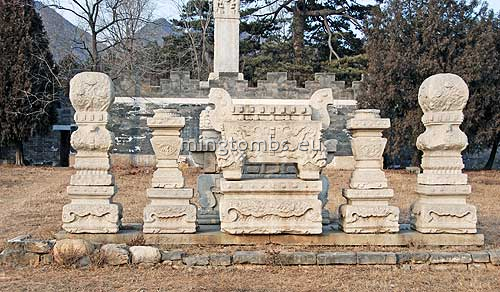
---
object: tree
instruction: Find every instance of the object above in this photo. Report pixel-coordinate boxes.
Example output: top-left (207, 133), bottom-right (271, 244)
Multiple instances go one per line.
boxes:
top-left (0, 0), bottom-right (60, 165)
top-left (45, 0), bottom-right (127, 71)
top-left (242, 0), bottom-right (375, 64)
top-left (361, 0), bottom-right (500, 168)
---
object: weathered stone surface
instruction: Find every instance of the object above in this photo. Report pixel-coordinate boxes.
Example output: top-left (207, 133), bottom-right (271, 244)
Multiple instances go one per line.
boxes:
top-left (63, 72), bottom-right (122, 234)
top-left (357, 252), bottom-right (397, 265)
top-left (411, 73), bottom-right (478, 234)
top-left (429, 264), bottom-right (468, 271)
top-left (233, 251), bottom-right (268, 265)
top-left (470, 251), bottom-right (490, 263)
top-left (161, 250), bottom-right (185, 261)
top-left (183, 255), bottom-right (209, 266)
top-left (340, 110), bottom-right (400, 233)
top-left (101, 244), bottom-right (129, 265)
top-left (487, 250), bottom-right (500, 265)
top-left (429, 252), bottom-right (472, 264)
top-left (7, 236), bottom-right (54, 254)
top-left (317, 252), bottom-right (357, 265)
top-left (396, 252), bottom-right (430, 264)
top-left (209, 254), bottom-right (232, 266)
top-left (143, 109), bottom-right (197, 234)
top-left (53, 239), bottom-right (95, 265)
top-left (468, 263), bottom-right (488, 270)
top-left (0, 249), bottom-right (40, 266)
top-left (40, 254), bottom-right (53, 265)
top-left (277, 252), bottom-right (316, 265)
top-left (129, 246), bottom-right (161, 264)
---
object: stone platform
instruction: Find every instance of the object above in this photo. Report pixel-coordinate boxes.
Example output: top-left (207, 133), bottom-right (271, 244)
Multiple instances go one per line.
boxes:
top-left (55, 224), bottom-right (484, 247)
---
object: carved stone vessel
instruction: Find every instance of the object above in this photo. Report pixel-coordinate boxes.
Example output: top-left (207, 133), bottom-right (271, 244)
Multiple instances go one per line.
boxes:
top-left (339, 110), bottom-right (400, 233)
top-left (209, 88), bottom-right (334, 234)
top-left (410, 73), bottom-right (477, 233)
top-left (62, 72), bottom-right (122, 233)
top-left (143, 109), bottom-right (197, 233)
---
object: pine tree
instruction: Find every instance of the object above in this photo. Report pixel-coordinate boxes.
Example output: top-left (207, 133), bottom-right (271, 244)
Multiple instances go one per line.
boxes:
top-left (0, 0), bottom-right (59, 165)
top-left (361, 0), bottom-right (500, 168)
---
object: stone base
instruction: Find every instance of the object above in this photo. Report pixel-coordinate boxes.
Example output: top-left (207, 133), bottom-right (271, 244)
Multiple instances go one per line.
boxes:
top-left (410, 203), bottom-right (477, 234)
top-left (219, 179), bottom-right (323, 234)
top-left (197, 212), bottom-right (220, 225)
top-left (208, 72), bottom-right (244, 80)
top-left (62, 203), bottom-right (122, 234)
top-left (55, 224), bottom-right (485, 246)
top-left (339, 205), bottom-right (400, 233)
top-left (143, 204), bottom-right (197, 234)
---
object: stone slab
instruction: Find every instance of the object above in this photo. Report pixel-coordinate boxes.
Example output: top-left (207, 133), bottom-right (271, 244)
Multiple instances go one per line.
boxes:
top-left (55, 224), bottom-right (484, 246)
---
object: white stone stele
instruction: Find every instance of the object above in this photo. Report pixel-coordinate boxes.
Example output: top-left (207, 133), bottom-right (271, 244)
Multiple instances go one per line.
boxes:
top-left (219, 179), bottom-right (323, 234)
top-left (143, 109), bottom-right (197, 234)
top-left (211, 0), bottom-right (241, 78)
top-left (410, 73), bottom-right (477, 234)
top-left (62, 72), bottom-right (122, 234)
top-left (340, 109), bottom-right (400, 233)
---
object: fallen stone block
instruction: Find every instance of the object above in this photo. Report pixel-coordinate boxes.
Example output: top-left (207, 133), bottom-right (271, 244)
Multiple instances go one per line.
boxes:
top-left (209, 254), bottom-right (231, 266)
top-left (233, 251), bottom-right (268, 265)
top-left (277, 252), bottom-right (316, 265)
top-left (357, 252), bottom-right (397, 265)
top-left (317, 252), bottom-right (356, 265)
top-left (0, 249), bottom-right (40, 267)
top-left (129, 246), bottom-right (161, 264)
top-left (429, 252), bottom-right (472, 264)
top-left (101, 244), bottom-right (129, 266)
top-left (53, 239), bottom-right (95, 265)
top-left (8, 236), bottom-right (54, 254)
top-left (183, 255), bottom-right (209, 266)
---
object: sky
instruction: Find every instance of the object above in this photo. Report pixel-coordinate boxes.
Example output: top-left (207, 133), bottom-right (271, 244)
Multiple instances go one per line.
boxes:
top-left (56, 0), bottom-right (500, 26)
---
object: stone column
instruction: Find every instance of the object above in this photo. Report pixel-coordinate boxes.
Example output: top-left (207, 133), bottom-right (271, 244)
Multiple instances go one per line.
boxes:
top-left (410, 73), bottom-right (477, 233)
top-left (143, 109), bottom-right (197, 233)
top-left (62, 72), bottom-right (122, 233)
top-left (340, 110), bottom-right (399, 233)
top-left (209, 0), bottom-right (243, 80)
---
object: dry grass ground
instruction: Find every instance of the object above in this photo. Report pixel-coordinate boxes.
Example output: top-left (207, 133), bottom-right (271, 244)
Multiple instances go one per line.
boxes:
top-left (0, 165), bottom-right (499, 291)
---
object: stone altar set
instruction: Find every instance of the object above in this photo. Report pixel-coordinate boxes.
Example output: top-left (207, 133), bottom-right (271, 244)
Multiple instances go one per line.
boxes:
top-left (62, 72), bottom-right (479, 241)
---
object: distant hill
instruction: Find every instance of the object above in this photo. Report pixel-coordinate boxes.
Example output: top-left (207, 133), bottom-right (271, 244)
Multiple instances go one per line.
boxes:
top-left (137, 18), bottom-right (178, 46)
top-left (34, 2), bottom-right (91, 62)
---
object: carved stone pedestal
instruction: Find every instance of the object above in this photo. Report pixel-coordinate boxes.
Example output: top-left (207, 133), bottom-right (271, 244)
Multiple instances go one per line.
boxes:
top-left (219, 179), bottom-right (323, 234)
top-left (143, 109), bottom-right (197, 234)
top-left (340, 110), bottom-right (399, 233)
top-left (410, 74), bottom-right (477, 233)
top-left (62, 72), bottom-right (122, 234)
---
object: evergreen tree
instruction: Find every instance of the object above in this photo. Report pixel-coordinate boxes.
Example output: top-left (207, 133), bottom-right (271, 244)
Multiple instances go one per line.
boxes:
top-left (361, 0), bottom-right (500, 168)
top-left (0, 0), bottom-right (59, 165)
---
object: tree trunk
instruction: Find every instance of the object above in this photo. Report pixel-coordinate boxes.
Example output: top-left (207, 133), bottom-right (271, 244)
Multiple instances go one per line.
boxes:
top-left (91, 32), bottom-right (99, 71)
top-left (15, 141), bottom-right (25, 166)
top-left (292, 0), bottom-right (306, 64)
top-left (484, 132), bottom-right (499, 170)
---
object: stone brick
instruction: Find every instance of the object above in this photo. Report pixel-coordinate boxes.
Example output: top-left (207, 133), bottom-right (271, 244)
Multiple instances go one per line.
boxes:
top-left (357, 252), bottom-right (397, 265)
top-left (317, 252), bottom-right (356, 265)
top-left (429, 252), bottom-right (472, 264)
top-left (277, 252), bottom-right (316, 265)
top-left (396, 252), bottom-right (430, 264)
top-left (101, 244), bottom-right (129, 266)
top-left (209, 254), bottom-right (231, 266)
top-left (488, 250), bottom-right (500, 265)
top-left (183, 255), bottom-right (209, 266)
top-left (233, 251), bottom-right (268, 265)
top-left (8, 236), bottom-right (54, 254)
top-left (161, 250), bottom-right (185, 262)
top-left (470, 251), bottom-right (490, 263)
top-left (53, 239), bottom-right (95, 265)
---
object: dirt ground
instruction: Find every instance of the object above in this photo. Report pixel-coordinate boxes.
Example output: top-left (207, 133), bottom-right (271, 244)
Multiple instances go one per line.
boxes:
top-left (0, 165), bottom-right (499, 291)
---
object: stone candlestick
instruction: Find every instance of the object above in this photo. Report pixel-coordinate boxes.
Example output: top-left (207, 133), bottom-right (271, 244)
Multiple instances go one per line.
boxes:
top-left (143, 109), bottom-right (197, 233)
top-left (340, 110), bottom-right (400, 233)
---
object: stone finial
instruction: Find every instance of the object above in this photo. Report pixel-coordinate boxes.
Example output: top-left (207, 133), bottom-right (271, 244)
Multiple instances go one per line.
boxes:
top-left (411, 73), bottom-right (477, 234)
top-left (340, 109), bottom-right (400, 233)
top-left (62, 72), bottom-right (122, 234)
top-left (213, 0), bottom-right (240, 18)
